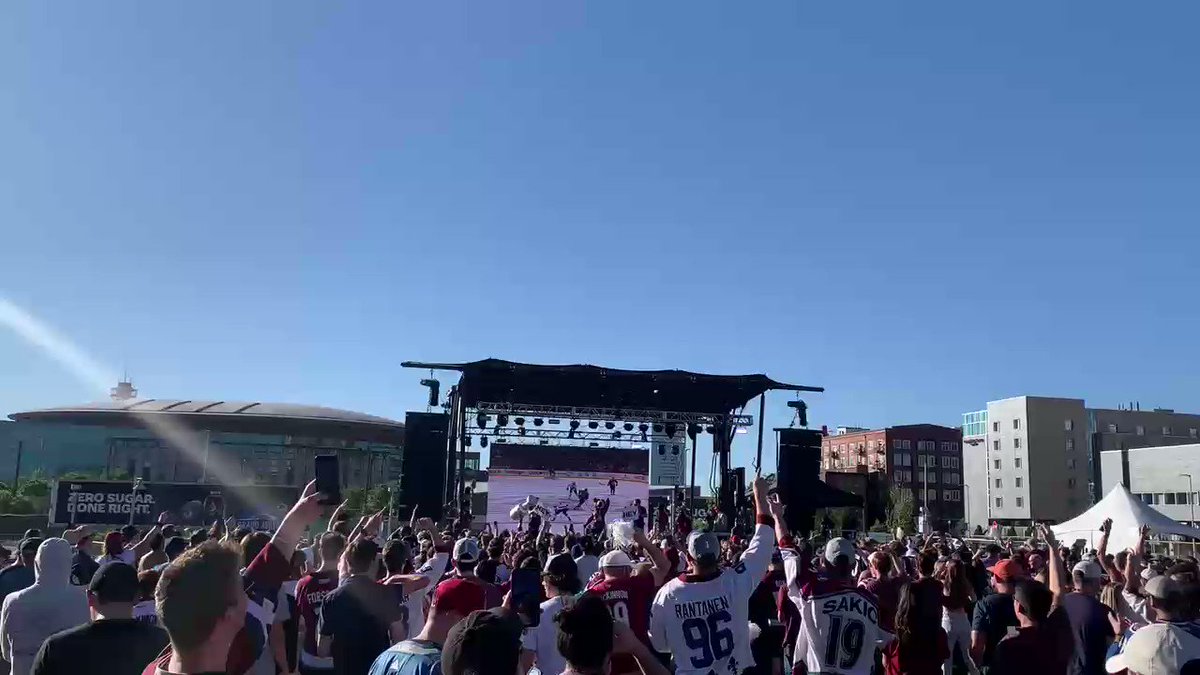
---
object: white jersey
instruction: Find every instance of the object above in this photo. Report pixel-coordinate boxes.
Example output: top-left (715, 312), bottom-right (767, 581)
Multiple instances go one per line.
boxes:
top-left (649, 523), bottom-right (775, 675)
top-left (406, 551), bottom-right (448, 638)
top-left (781, 548), bottom-right (891, 675)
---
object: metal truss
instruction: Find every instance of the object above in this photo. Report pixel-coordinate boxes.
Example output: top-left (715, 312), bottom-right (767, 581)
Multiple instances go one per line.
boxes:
top-left (472, 402), bottom-right (753, 427)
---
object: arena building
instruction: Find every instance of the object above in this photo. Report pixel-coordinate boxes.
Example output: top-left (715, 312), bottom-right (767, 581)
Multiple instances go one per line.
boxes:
top-left (1, 380), bottom-right (404, 490)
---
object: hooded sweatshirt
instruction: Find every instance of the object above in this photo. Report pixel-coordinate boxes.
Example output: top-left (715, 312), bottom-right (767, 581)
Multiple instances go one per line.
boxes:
top-left (0, 539), bottom-right (89, 675)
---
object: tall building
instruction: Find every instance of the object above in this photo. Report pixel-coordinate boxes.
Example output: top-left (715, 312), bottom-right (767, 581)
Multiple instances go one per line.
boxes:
top-left (1099, 443), bottom-right (1200, 526)
top-left (961, 396), bottom-right (1200, 528)
top-left (819, 424), bottom-right (964, 523)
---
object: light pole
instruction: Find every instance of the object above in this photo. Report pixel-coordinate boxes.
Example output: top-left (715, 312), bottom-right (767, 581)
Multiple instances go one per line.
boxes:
top-left (1182, 473), bottom-right (1196, 555)
top-left (129, 477), bottom-right (147, 527)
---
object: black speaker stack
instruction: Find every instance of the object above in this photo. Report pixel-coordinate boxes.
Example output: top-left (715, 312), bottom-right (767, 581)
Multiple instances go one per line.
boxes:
top-left (776, 428), bottom-right (823, 535)
top-left (401, 412), bottom-right (450, 522)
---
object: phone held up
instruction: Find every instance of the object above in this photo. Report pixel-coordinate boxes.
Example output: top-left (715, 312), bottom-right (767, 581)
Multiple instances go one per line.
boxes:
top-left (510, 567), bottom-right (542, 628)
top-left (313, 454), bottom-right (342, 506)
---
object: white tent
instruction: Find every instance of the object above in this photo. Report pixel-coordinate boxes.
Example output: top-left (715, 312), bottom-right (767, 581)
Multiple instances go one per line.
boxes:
top-left (1051, 484), bottom-right (1200, 553)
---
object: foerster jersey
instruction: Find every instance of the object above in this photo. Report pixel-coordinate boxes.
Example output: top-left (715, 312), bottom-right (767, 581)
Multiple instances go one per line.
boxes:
top-left (649, 523), bottom-right (775, 675)
top-left (780, 548), bottom-right (891, 675)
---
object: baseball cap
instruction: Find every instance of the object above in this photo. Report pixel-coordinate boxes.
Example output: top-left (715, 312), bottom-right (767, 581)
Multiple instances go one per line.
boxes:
top-left (687, 531), bottom-right (719, 561)
top-left (599, 550), bottom-right (633, 568)
top-left (1105, 622), bottom-right (1200, 674)
top-left (432, 578), bottom-right (487, 617)
top-left (1072, 560), bottom-right (1104, 581)
top-left (452, 537), bottom-right (481, 564)
top-left (1144, 574), bottom-right (1180, 600)
top-left (544, 552), bottom-right (578, 579)
top-left (441, 609), bottom-right (523, 675)
top-left (88, 562), bottom-right (139, 603)
top-left (992, 559), bottom-right (1025, 582)
top-left (19, 537), bottom-right (43, 554)
top-left (824, 537), bottom-right (855, 566)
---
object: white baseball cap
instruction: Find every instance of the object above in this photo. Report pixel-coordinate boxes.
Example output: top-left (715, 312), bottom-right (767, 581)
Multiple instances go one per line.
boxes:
top-left (824, 537), bottom-right (856, 565)
top-left (687, 531), bottom-right (720, 561)
top-left (599, 550), bottom-right (633, 568)
top-left (452, 537), bottom-right (480, 564)
top-left (1072, 560), bottom-right (1104, 581)
top-left (1105, 622), bottom-right (1200, 674)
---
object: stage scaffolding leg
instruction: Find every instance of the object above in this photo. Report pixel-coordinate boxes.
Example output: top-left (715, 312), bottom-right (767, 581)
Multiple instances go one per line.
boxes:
top-left (755, 393), bottom-right (766, 476)
top-left (689, 436), bottom-right (698, 514)
top-left (443, 386), bottom-right (460, 521)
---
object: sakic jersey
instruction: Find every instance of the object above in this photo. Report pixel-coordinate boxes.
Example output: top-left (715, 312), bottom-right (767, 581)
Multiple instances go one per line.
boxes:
top-left (780, 549), bottom-right (891, 675)
top-left (649, 523), bottom-right (776, 675)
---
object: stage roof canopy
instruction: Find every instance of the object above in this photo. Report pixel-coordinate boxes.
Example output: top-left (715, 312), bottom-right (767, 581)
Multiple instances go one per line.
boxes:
top-left (402, 358), bottom-right (822, 413)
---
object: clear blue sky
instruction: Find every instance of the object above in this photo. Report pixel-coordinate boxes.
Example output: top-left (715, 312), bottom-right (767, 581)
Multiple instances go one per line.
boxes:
top-left (3, 2), bottom-right (1199, 483)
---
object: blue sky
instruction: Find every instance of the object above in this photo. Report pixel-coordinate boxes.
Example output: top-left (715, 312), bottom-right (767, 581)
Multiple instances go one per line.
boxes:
top-left (3, 2), bottom-right (1199, 481)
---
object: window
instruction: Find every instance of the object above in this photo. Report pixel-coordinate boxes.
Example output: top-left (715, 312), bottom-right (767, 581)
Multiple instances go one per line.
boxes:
top-left (941, 456), bottom-right (951, 468)
top-left (893, 439), bottom-right (902, 450)
top-left (1166, 493), bottom-right (1178, 505)
top-left (1065, 419), bottom-right (1074, 431)
top-left (993, 421), bottom-right (1000, 432)
top-left (1066, 438), bottom-right (1074, 451)
top-left (994, 459), bottom-right (1002, 470)
top-left (1178, 492), bottom-right (1190, 504)
top-left (1014, 438), bottom-right (1021, 449)
top-left (902, 440), bottom-right (912, 450)
top-left (945, 472), bottom-right (960, 485)
top-left (940, 441), bottom-right (951, 452)
top-left (1015, 457), bottom-right (1022, 468)
top-left (951, 457), bottom-right (959, 469)
top-left (1068, 478), bottom-right (1077, 488)
top-left (944, 489), bottom-right (961, 502)
top-left (993, 440), bottom-right (1000, 451)
top-left (1015, 477), bottom-right (1022, 488)
top-left (995, 478), bottom-right (1003, 488)
top-left (1154, 493), bottom-right (1165, 505)
top-left (1191, 428), bottom-right (1198, 439)
top-left (927, 489), bottom-right (938, 502)
top-left (1016, 497), bottom-right (1024, 507)
top-left (1141, 494), bottom-right (1153, 505)
top-left (996, 497), bottom-right (1004, 508)
top-left (894, 471), bottom-right (906, 484)
top-left (918, 440), bottom-right (935, 452)
top-left (1164, 427), bottom-right (1173, 436)
top-left (1136, 425), bottom-right (1145, 436)
top-left (1013, 419), bottom-right (1020, 430)
top-left (1067, 458), bottom-right (1076, 469)
top-left (1108, 423), bottom-right (1118, 433)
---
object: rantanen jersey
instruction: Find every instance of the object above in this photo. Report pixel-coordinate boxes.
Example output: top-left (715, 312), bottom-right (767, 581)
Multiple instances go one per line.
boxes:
top-left (780, 548), bottom-right (892, 675)
top-left (589, 573), bottom-right (659, 674)
top-left (649, 523), bottom-right (776, 675)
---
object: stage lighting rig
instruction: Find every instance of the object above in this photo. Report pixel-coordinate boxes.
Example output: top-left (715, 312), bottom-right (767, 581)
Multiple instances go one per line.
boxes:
top-left (588, 421), bottom-right (599, 429)
top-left (605, 421), bottom-right (615, 430)
top-left (497, 414), bottom-right (509, 427)
top-left (476, 412), bottom-right (487, 430)
top-left (533, 418), bottom-right (543, 426)
top-left (664, 423), bottom-right (677, 438)
top-left (515, 417), bottom-right (525, 426)
top-left (480, 436), bottom-right (488, 448)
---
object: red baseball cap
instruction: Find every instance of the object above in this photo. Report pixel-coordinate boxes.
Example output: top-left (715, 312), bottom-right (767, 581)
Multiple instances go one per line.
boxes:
top-left (992, 559), bottom-right (1025, 582)
top-left (433, 578), bottom-right (487, 617)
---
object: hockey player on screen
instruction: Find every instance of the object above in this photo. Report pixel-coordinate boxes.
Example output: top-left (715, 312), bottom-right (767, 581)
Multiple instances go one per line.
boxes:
top-left (608, 477), bottom-right (619, 495)
top-left (575, 487), bottom-right (590, 509)
top-left (567, 480), bottom-right (578, 497)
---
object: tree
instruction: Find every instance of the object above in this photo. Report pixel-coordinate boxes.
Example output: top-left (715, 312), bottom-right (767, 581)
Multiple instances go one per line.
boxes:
top-left (365, 486), bottom-right (391, 514)
top-left (343, 488), bottom-right (366, 516)
top-left (886, 485), bottom-right (916, 536)
top-left (19, 478), bottom-right (50, 498)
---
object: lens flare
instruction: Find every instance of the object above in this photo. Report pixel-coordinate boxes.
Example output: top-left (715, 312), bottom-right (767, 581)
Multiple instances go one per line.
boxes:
top-left (1, 296), bottom-right (258, 506)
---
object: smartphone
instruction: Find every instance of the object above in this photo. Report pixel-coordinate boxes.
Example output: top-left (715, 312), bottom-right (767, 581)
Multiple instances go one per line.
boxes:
top-left (313, 454), bottom-right (342, 506)
top-left (510, 567), bottom-right (542, 627)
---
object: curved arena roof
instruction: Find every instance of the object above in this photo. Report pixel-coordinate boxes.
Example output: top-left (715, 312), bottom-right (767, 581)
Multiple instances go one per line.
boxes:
top-left (8, 399), bottom-right (405, 444)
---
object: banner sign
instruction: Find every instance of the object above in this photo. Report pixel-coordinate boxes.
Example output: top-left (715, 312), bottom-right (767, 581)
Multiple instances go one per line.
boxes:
top-left (51, 480), bottom-right (299, 527)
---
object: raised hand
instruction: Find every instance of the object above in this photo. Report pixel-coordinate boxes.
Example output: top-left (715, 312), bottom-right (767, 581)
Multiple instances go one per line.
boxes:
top-left (1101, 518), bottom-right (1113, 535)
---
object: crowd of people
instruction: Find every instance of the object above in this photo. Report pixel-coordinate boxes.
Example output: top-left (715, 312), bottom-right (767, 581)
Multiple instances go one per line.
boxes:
top-left (0, 480), bottom-right (1198, 675)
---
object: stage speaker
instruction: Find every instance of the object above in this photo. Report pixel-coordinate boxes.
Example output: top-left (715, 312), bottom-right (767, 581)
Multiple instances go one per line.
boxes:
top-left (402, 412), bottom-right (449, 522)
top-left (776, 428), bottom-right (823, 535)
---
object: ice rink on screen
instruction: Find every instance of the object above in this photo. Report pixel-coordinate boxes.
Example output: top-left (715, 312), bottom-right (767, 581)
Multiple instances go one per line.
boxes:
top-left (486, 472), bottom-right (649, 530)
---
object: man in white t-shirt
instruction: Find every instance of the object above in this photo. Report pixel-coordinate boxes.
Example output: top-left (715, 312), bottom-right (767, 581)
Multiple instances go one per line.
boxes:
top-left (648, 476), bottom-right (778, 675)
top-left (522, 554), bottom-right (581, 675)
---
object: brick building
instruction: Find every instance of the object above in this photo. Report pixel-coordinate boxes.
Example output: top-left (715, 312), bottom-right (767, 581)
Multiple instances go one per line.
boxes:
top-left (820, 423), bottom-right (964, 522)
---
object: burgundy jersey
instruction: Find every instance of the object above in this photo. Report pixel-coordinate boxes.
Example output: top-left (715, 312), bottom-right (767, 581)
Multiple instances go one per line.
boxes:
top-left (589, 573), bottom-right (659, 674)
top-left (294, 570), bottom-right (338, 668)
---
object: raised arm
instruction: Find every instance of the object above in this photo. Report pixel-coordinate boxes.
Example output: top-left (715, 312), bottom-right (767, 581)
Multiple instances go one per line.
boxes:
top-left (737, 476), bottom-right (779, 584)
top-left (1037, 524), bottom-right (1065, 603)
top-left (633, 529), bottom-right (670, 586)
top-left (273, 481), bottom-right (325, 555)
top-left (1124, 525), bottom-right (1150, 597)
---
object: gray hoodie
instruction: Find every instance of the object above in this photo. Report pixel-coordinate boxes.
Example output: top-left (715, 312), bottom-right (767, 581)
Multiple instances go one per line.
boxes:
top-left (0, 539), bottom-right (89, 675)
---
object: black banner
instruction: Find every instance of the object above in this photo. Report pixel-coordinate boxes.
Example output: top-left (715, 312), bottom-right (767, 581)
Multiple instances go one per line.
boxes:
top-left (52, 481), bottom-right (300, 527)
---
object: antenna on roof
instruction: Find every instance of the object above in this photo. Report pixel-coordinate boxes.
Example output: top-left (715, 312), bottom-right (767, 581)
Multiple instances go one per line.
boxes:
top-left (110, 377), bottom-right (138, 401)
